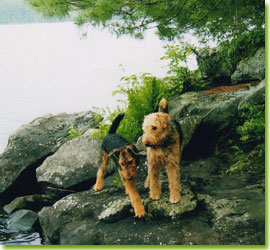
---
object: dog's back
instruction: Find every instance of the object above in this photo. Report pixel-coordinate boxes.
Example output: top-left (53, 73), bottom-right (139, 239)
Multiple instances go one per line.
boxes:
top-left (102, 113), bottom-right (129, 154)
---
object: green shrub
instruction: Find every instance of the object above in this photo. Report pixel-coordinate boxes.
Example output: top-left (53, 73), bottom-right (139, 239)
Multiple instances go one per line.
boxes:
top-left (226, 102), bottom-right (265, 174)
top-left (161, 43), bottom-right (205, 94)
top-left (113, 73), bottom-right (165, 143)
top-left (237, 103), bottom-right (265, 152)
top-left (219, 28), bottom-right (265, 73)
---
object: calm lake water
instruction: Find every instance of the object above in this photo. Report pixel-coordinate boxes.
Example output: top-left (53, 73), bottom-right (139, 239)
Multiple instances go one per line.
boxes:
top-left (0, 22), bottom-right (170, 154)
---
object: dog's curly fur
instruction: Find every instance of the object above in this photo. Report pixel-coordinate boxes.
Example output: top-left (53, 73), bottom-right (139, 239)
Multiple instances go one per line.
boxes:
top-left (142, 99), bottom-right (182, 203)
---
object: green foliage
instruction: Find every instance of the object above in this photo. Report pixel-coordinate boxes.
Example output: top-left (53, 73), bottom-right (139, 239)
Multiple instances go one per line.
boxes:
top-left (26, 0), bottom-right (264, 41)
top-left (112, 175), bottom-right (124, 188)
top-left (113, 73), bottom-right (164, 143)
top-left (161, 43), bottom-right (206, 94)
top-left (226, 103), bottom-right (265, 174)
top-left (237, 103), bottom-right (265, 149)
top-left (68, 126), bottom-right (83, 139)
top-left (91, 106), bottom-right (124, 141)
top-left (218, 28), bottom-right (265, 73)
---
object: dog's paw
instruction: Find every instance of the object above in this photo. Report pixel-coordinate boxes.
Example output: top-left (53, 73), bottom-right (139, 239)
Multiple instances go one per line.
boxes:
top-left (169, 195), bottom-right (181, 204)
top-left (135, 208), bottom-right (146, 218)
top-left (93, 184), bottom-right (103, 192)
top-left (150, 193), bottom-right (161, 200)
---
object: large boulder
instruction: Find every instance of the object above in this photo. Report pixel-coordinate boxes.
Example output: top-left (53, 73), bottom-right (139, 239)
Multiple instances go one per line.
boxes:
top-left (197, 184), bottom-right (265, 244)
top-left (0, 111), bottom-right (99, 199)
top-left (195, 47), bottom-right (234, 84)
top-left (168, 80), bottom-right (265, 159)
top-left (231, 47), bottom-right (265, 84)
top-left (3, 194), bottom-right (57, 214)
top-left (36, 133), bottom-right (117, 191)
top-left (7, 209), bottom-right (39, 231)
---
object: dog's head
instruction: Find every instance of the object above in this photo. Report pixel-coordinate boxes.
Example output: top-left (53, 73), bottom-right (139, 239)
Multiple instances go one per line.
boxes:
top-left (109, 145), bottom-right (139, 181)
top-left (142, 112), bottom-right (172, 149)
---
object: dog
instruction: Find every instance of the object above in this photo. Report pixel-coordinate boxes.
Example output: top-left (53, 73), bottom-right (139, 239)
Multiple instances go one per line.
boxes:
top-left (94, 113), bottom-right (145, 218)
top-left (142, 99), bottom-right (182, 203)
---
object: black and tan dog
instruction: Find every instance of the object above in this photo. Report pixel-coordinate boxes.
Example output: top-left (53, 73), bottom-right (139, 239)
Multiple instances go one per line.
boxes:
top-left (94, 113), bottom-right (145, 218)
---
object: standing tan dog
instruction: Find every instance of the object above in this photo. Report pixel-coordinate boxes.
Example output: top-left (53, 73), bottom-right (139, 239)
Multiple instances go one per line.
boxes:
top-left (142, 99), bottom-right (182, 203)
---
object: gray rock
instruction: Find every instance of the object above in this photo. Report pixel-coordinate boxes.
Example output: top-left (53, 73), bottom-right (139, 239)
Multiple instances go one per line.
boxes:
top-left (38, 188), bottom-right (125, 244)
top-left (195, 47), bottom-right (233, 83)
top-left (0, 110), bottom-right (99, 197)
top-left (7, 209), bottom-right (38, 231)
top-left (36, 134), bottom-right (116, 189)
top-left (198, 191), bottom-right (265, 244)
top-left (168, 80), bottom-right (265, 158)
top-left (35, 121), bottom-right (265, 246)
top-left (231, 47), bottom-right (265, 84)
top-left (145, 185), bottom-right (196, 219)
top-left (238, 80), bottom-right (265, 110)
top-left (135, 136), bottom-right (146, 152)
top-left (3, 194), bottom-right (57, 214)
top-left (38, 180), bottom-right (197, 244)
top-left (37, 153), bottom-right (265, 245)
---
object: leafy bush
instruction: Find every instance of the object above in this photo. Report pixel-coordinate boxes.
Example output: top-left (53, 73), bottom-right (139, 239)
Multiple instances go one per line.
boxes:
top-left (161, 43), bottom-right (205, 94)
top-left (237, 103), bottom-right (265, 154)
top-left (226, 102), bottom-right (265, 174)
top-left (113, 74), bottom-right (165, 143)
top-left (219, 28), bottom-right (265, 73)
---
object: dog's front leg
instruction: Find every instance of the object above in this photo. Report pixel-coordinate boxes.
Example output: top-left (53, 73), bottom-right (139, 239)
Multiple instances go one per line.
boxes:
top-left (166, 161), bottom-right (181, 203)
top-left (147, 162), bottom-right (161, 200)
top-left (94, 151), bottom-right (108, 191)
top-left (124, 179), bottom-right (145, 218)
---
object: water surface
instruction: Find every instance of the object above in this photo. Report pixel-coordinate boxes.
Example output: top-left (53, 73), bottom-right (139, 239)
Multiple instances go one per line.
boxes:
top-left (0, 22), bottom-right (169, 153)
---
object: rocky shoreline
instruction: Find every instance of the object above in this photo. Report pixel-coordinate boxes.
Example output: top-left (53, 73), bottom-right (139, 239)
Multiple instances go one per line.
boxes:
top-left (0, 47), bottom-right (265, 245)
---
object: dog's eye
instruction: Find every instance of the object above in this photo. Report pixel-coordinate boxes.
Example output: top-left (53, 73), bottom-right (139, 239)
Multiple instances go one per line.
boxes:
top-left (152, 126), bottom-right (157, 130)
top-left (128, 160), bottom-right (133, 165)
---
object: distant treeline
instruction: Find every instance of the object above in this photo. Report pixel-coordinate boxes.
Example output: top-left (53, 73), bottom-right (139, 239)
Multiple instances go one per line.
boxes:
top-left (0, 0), bottom-right (61, 25)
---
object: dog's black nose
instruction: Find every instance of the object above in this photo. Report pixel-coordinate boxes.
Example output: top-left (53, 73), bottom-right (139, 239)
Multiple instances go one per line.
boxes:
top-left (128, 177), bottom-right (133, 181)
top-left (145, 142), bottom-right (151, 147)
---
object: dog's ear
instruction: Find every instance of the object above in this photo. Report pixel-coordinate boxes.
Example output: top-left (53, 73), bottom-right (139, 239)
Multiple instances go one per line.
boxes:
top-left (108, 148), bottom-right (121, 159)
top-left (126, 145), bottom-right (139, 157)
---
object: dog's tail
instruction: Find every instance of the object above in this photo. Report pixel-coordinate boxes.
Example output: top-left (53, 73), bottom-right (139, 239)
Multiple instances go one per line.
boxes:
top-left (108, 113), bottom-right (125, 134)
top-left (158, 98), bottom-right (169, 113)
